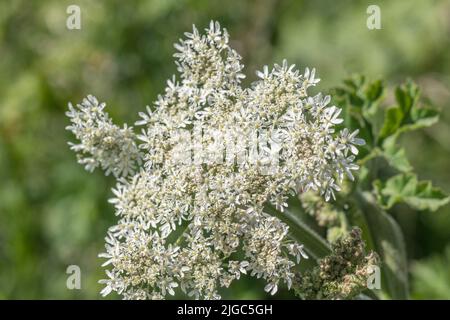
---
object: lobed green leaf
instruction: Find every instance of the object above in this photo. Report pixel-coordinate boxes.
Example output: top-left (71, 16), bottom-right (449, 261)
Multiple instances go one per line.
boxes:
top-left (374, 173), bottom-right (450, 212)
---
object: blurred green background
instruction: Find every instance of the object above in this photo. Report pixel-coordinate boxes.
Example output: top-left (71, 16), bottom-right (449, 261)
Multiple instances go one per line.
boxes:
top-left (0, 0), bottom-right (449, 299)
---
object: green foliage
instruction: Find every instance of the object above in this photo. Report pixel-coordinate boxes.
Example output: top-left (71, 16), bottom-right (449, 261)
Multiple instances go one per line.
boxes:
top-left (335, 76), bottom-right (448, 214)
top-left (381, 137), bottom-right (413, 173)
top-left (411, 246), bottom-right (450, 299)
top-left (1, 0), bottom-right (450, 299)
top-left (379, 81), bottom-right (439, 141)
top-left (374, 173), bottom-right (449, 211)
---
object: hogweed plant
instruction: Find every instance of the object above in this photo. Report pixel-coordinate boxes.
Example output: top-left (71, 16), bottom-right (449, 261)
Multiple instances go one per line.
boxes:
top-left (66, 21), bottom-right (449, 300)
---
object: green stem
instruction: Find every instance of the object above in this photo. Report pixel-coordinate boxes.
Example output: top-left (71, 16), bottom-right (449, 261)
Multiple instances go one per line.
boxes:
top-left (265, 204), bottom-right (331, 262)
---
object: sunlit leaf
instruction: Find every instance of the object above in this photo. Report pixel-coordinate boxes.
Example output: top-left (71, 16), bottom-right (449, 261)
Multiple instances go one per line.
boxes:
top-left (379, 81), bottom-right (439, 142)
top-left (374, 173), bottom-right (450, 211)
top-left (381, 136), bottom-right (413, 173)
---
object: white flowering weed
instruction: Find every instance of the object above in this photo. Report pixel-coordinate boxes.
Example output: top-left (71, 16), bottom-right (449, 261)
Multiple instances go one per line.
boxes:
top-left (66, 21), bottom-right (364, 299)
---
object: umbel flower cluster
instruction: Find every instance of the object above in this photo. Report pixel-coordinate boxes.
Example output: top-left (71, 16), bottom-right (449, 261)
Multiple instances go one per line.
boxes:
top-left (66, 21), bottom-right (364, 299)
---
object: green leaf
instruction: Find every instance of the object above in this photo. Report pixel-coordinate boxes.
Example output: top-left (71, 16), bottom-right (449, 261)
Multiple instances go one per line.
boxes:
top-left (378, 81), bottom-right (439, 142)
top-left (381, 136), bottom-right (413, 172)
top-left (403, 106), bottom-right (439, 132)
top-left (394, 81), bottom-right (418, 116)
top-left (365, 79), bottom-right (384, 103)
top-left (374, 173), bottom-right (450, 211)
top-left (379, 106), bottom-right (404, 139)
top-left (355, 191), bottom-right (409, 299)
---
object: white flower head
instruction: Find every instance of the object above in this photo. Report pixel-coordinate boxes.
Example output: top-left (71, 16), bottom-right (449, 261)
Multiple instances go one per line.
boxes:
top-left (66, 21), bottom-right (364, 300)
